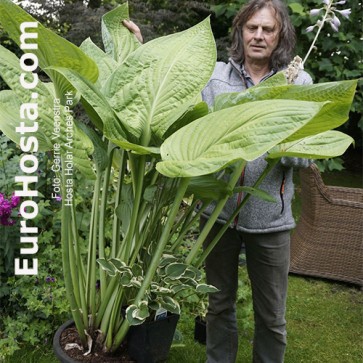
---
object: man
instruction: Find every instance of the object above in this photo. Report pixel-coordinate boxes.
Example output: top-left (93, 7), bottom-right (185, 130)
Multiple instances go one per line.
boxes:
top-left (201, 1), bottom-right (312, 362)
top-left (125, 1), bottom-right (312, 361)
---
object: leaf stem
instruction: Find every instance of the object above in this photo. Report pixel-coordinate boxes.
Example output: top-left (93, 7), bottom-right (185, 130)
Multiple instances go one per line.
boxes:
top-left (119, 154), bottom-right (146, 263)
top-left (185, 160), bottom-right (246, 265)
top-left (111, 149), bottom-right (127, 258)
top-left (60, 156), bottom-right (87, 346)
top-left (98, 144), bottom-right (116, 299)
top-left (195, 158), bottom-right (279, 267)
top-left (86, 167), bottom-right (102, 326)
top-left (110, 177), bottom-right (191, 351)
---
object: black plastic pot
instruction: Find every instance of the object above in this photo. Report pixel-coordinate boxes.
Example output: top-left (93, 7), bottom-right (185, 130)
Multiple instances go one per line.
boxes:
top-left (127, 313), bottom-right (180, 363)
top-left (194, 316), bottom-right (206, 345)
top-left (53, 319), bottom-right (77, 363)
top-left (53, 314), bottom-right (179, 363)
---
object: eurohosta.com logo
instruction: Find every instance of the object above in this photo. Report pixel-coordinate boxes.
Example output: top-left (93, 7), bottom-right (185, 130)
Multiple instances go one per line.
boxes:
top-left (14, 21), bottom-right (39, 276)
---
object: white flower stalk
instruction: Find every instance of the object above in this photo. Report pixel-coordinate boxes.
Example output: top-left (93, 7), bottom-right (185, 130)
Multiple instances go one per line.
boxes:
top-left (303, 0), bottom-right (351, 66)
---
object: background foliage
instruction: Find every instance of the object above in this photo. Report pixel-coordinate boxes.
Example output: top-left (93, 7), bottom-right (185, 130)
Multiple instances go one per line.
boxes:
top-left (0, 134), bottom-right (69, 358)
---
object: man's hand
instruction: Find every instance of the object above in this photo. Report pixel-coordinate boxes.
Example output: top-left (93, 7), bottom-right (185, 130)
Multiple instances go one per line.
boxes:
top-left (122, 19), bottom-right (143, 43)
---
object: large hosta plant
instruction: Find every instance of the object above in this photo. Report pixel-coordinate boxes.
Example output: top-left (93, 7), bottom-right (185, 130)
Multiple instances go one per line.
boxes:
top-left (0, 0), bottom-right (357, 355)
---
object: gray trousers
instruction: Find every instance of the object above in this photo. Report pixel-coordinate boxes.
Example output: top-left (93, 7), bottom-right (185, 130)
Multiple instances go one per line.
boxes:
top-left (203, 220), bottom-right (290, 363)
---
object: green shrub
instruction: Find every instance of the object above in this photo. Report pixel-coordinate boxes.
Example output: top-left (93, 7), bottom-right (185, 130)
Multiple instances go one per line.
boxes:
top-left (0, 228), bottom-right (70, 359)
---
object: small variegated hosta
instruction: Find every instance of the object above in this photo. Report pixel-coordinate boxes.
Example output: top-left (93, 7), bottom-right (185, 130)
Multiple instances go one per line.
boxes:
top-left (97, 255), bottom-right (218, 326)
top-left (0, 0), bottom-right (357, 355)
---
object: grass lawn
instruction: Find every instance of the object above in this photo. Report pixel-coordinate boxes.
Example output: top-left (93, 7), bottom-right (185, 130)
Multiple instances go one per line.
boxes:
top-left (169, 271), bottom-right (363, 363)
top-left (286, 276), bottom-right (362, 363)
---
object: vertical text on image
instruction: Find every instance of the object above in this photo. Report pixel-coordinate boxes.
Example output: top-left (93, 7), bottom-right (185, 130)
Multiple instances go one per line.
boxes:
top-left (63, 91), bottom-right (74, 207)
top-left (14, 21), bottom-right (39, 276)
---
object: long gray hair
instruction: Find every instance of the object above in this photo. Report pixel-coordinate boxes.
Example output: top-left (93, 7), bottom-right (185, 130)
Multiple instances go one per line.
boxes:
top-left (229, 0), bottom-right (296, 70)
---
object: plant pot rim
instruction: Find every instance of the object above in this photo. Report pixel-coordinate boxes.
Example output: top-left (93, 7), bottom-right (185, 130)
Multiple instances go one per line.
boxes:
top-left (53, 319), bottom-right (78, 363)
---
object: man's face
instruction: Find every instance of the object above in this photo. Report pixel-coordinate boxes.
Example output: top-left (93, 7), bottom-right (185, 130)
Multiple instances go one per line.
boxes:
top-left (242, 7), bottom-right (280, 66)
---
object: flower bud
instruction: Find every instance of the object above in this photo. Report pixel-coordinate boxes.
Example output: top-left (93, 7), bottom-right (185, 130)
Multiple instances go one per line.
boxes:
top-left (323, 0), bottom-right (330, 5)
top-left (310, 9), bottom-right (322, 16)
top-left (332, 15), bottom-right (341, 28)
top-left (330, 22), bottom-right (339, 32)
top-left (305, 25), bottom-right (316, 33)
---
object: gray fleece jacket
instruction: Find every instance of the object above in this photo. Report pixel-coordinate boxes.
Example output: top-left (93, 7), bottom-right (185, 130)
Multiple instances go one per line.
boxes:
top-left (201, 59), bottom-right (313, 233)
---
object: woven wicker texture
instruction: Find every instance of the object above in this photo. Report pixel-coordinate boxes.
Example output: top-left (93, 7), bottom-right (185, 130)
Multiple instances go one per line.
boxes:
top-left (290, 164), bottom-right (363, 286)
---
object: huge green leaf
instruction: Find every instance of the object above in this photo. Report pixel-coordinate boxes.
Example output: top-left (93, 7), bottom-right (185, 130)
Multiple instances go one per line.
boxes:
top-left (214, 80), bottom-right (357, 141)
top-left (268, 130), bottom-right (354, 159)
top-left (47, 67), bottom-right (159, 156)
top-left (101, 2), bottom-right (140, 63)
top-left (258, 71), bottom-right (288, 87)
top-left (0, 44), bottom-right (53, 150)
top-left (0, 89), bottom-right (95, 179)
top-left (0, 90), bottom-right (50, 150)
top-left (80, 38), bottom-right (118, 88)
top-left (163, 101), bottom-right (209, 139)
top-left (0, 43), bottom-right (95, 177)
top-left (0, 44), bottom-right (52, 103)
top-left (282, 81), bottom-right (357, 141)
top-left (46, 66), bottom-right (119, 133)
top-left (77, 122), bottom-right (108, 172)
top-left (0, 0), bottom-right (98, 103)
top-left (103, 17), bottom-right (216, 146)
top-left (156, 99), bottom-right (325, 178)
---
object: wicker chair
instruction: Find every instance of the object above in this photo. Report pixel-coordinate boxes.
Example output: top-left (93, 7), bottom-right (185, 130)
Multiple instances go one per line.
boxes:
top-left (290, 163), bottom-right (363, 286)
